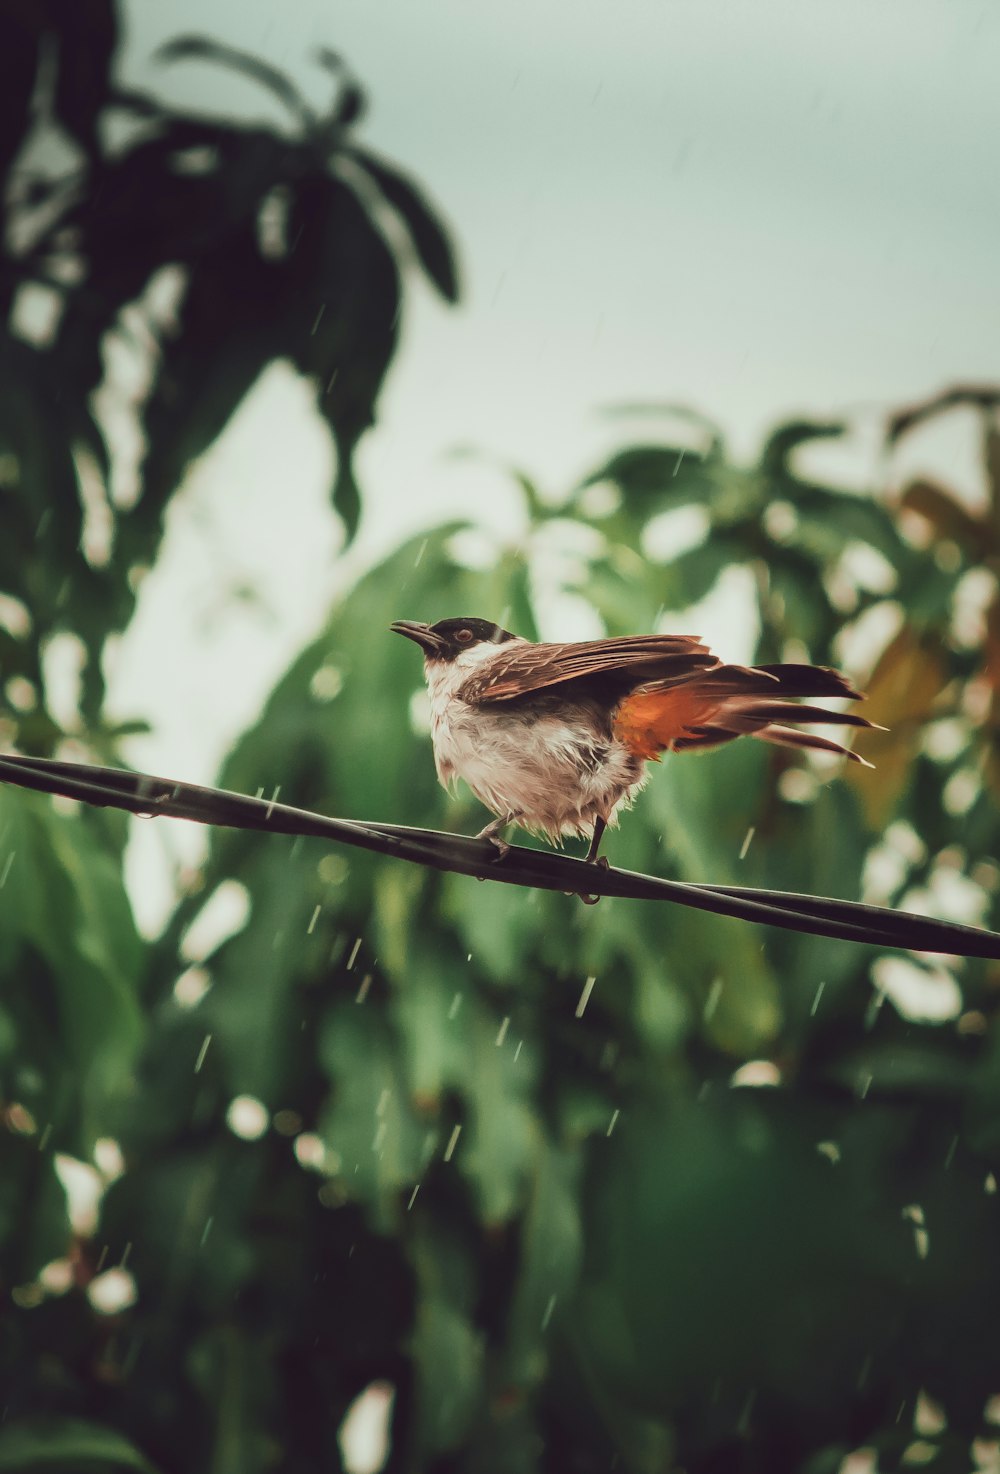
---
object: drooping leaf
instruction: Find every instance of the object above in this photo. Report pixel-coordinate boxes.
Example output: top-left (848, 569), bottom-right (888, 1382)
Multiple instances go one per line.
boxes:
top-left (900, 477), bottom-right (989, 558)
top-left (347, 146), bottom-right (460, 301)
top-left (282, 172), bottom-right (403, 540)
top-left (847, 626), bottom-right (952, 828)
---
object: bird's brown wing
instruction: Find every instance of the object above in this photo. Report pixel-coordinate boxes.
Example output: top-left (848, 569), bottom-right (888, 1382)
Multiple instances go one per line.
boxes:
top-left (455, 635), bottom-right (720, 704)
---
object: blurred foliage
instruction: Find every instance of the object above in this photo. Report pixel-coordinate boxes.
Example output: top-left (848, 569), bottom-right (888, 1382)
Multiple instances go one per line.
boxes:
top-left (0, 0), bottom-right (456, 735)
top-left (4, 7), bottom-right (1000, 1474)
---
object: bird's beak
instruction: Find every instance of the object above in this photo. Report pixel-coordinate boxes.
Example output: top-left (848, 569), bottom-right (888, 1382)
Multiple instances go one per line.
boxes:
top-left (390, 620), bottom-right (446, 655)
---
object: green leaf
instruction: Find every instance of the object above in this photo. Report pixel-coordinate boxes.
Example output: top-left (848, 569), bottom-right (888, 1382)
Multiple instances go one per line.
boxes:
top-left (504, 1140), bottom-right (583, 1379)
top-left (348, 146), bottom-right (460, 301)
top-left (579, 444), bottom-right (714, 500)
top-left (0, 1418), bottom-right (158, 1472)
top-left (0, 787), bottom-right (143, 1148)
top-left (760, 418), bottom-right (845, 477)
top-left (318, 999), bottom-right (426, 1220)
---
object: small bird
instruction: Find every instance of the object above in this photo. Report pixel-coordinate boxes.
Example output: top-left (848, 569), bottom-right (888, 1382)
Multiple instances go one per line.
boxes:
top-left (391, 617), bottom-right (877, 863)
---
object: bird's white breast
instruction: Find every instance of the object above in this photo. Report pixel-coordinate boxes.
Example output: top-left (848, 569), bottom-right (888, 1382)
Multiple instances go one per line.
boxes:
top-left (423, 647), bottom-right (646, 842)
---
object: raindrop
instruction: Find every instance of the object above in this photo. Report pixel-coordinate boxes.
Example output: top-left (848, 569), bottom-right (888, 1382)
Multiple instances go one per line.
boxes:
top-left (863, 988), bottom-right (886, 1031)
top-left (307, 905), bottom-right (321, 935)
top-left (541, 1294), bottom-right (556, 1330)
top-left (704, 977), bottom-right (724, 1021)
top-left (346, 937), bottom-right (362, 971)
top-left (575, 976), bottom-right (596, 1018)
top-left (903, 1204), bottom-right (930, 1259)
top-left (355, 974), bottom-right (372, 1004)
top-left (0, 851), bottom-right (15, 888)
top-left (737, 1389), bottom-right (756, 1434)
top-left (194, 1034), bottom-right (212, 1074)
top-left (443, 1125), bottom-right (462, 1162)
top-left (495, 1016), bottom-right (510, 1046)
top-left (738, 826), bottom-right (755, 860)
top-left (606, 1109), bottom-right (620, 1138)
top-left (810, 980), bottom-right (826, 1016)
top-left (448, 992), bottom-right (463, 1019)
top-left (406, 1184), bottom-right (420, 1211)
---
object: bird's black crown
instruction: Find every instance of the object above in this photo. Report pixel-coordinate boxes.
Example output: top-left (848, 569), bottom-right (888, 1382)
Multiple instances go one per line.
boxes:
top-left (427, 617), bottom-right (517, 660)
top-left (390, 616), bottom-right (518, 661)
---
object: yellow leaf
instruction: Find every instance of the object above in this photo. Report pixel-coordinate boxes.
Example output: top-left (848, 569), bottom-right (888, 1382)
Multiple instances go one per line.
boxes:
top-left (847, 627), bottom-right (951, 828)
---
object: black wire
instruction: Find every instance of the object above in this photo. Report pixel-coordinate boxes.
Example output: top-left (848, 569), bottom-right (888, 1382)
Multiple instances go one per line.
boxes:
top-left (2, 753), bottom-right (999, 958)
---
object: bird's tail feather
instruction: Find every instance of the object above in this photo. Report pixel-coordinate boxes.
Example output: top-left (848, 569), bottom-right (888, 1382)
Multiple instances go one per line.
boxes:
top-left (615, 660), bottom-right (878, 764)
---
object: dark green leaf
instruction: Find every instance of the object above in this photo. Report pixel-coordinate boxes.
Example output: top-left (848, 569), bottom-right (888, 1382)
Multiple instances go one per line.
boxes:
top-left (0, 1418), bottom-right (157, 1472)
top-left (347, 146), bottom-right (460, 301)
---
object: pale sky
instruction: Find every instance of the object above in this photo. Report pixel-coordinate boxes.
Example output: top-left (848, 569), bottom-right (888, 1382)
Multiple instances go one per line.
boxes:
top-left (109, 0), bottom-right (1000, 924)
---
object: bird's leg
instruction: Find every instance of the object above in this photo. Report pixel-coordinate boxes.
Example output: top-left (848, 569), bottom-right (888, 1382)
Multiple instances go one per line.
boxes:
top-left (572, 817), bottom-right (610, 905)
top-left (585, 816), bottom-right (610, 868)
top-left (476, 813), bottom-right (514, 860)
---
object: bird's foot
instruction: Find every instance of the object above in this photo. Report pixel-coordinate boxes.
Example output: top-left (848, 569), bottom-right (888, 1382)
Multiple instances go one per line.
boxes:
top-left (476, 815), bottom-right (514, 863)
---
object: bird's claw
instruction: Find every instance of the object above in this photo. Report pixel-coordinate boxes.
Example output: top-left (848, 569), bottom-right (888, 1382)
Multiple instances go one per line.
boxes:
top-left (568, 854), bottom-right (609, 904)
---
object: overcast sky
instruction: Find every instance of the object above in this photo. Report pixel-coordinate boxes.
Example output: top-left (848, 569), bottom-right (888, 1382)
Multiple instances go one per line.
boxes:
top-left (110, 0), bottom-right (1000, 920)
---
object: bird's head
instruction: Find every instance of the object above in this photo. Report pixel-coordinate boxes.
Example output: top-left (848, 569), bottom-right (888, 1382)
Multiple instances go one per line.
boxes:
top-left (390, 617), bottom-right (518, 663)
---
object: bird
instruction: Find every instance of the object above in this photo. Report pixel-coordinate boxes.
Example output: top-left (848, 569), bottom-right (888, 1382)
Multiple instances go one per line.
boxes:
top-left (391, 617), bottom-right (878, 865)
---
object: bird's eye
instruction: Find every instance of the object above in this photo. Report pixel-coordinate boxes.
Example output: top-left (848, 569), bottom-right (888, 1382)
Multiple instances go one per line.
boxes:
top-left (455, 628), bottom-right (474, 643)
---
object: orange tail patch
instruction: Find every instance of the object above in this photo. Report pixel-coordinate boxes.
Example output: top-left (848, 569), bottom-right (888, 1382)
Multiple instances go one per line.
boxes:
top-left (613, 669), bottom-right (878, 765)
top-left (613, 686), bottom-right (721, 760)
